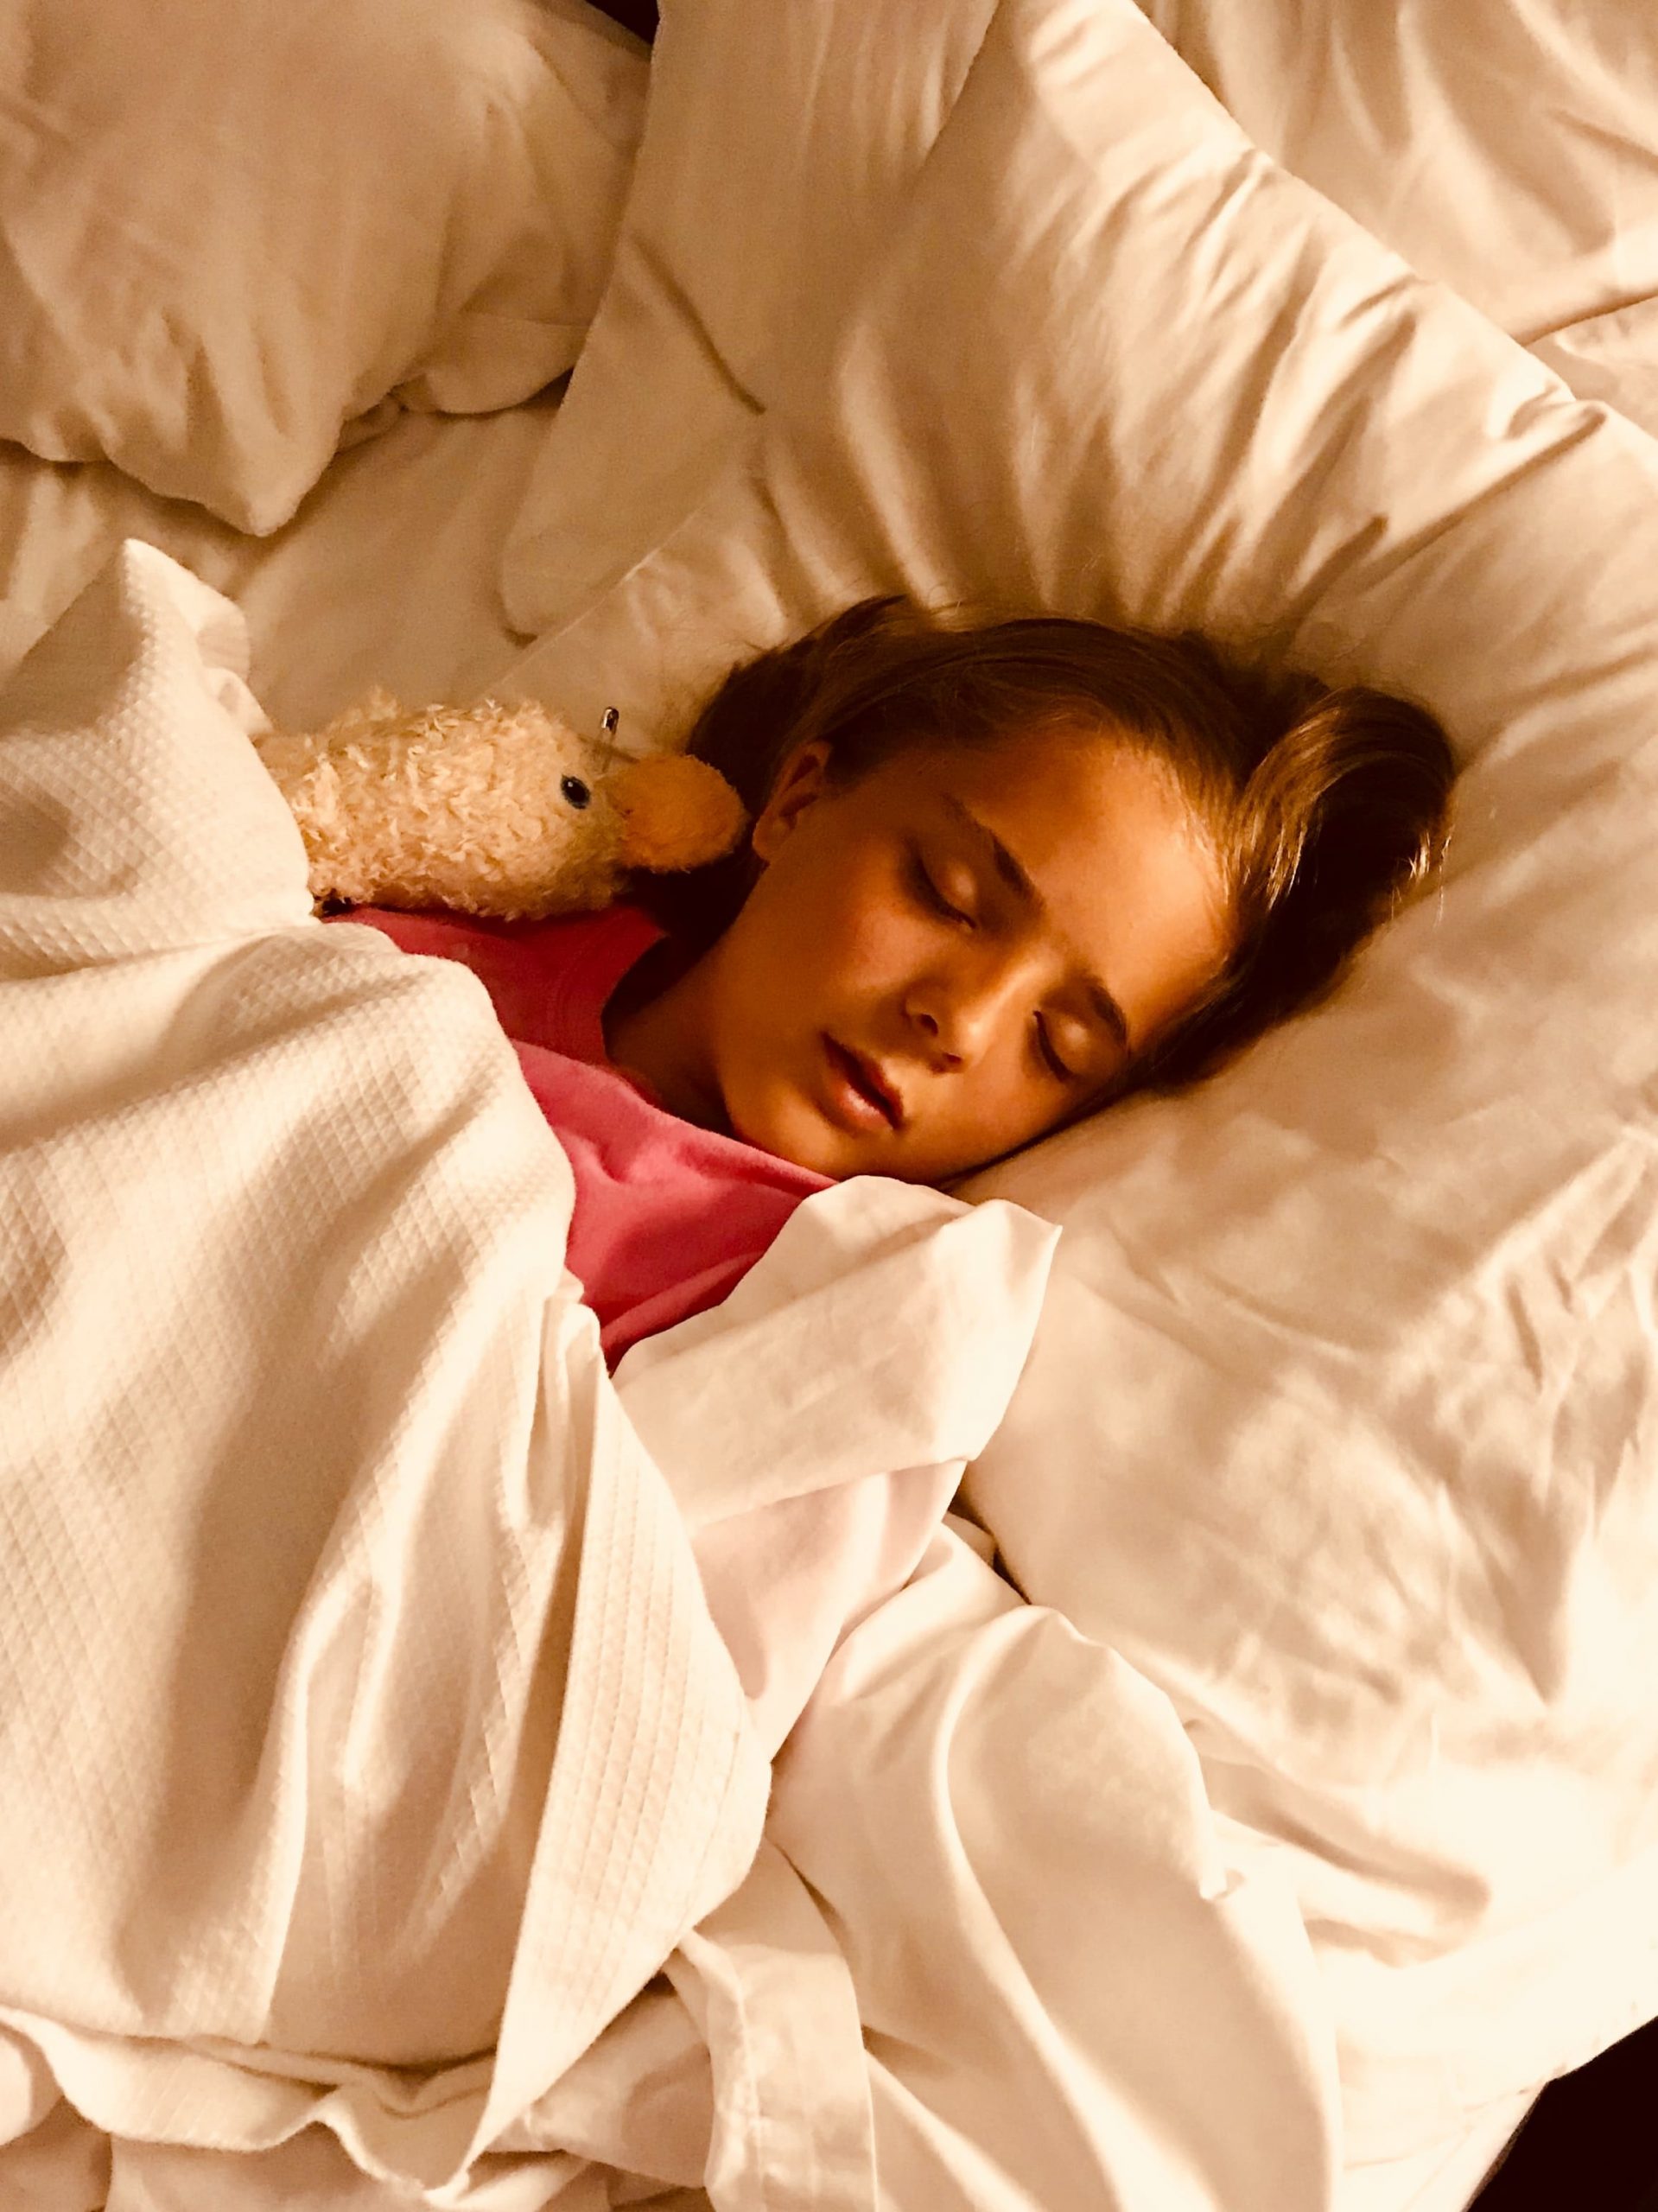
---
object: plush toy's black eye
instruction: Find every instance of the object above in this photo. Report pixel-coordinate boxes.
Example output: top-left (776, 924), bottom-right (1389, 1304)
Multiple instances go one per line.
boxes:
top-left (560, 774), bottom-right (593, 810)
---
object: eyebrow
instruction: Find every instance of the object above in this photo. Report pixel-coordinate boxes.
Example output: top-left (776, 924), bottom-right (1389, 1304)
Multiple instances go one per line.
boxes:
top-left (941, 793), bottom-right (1133, 1053)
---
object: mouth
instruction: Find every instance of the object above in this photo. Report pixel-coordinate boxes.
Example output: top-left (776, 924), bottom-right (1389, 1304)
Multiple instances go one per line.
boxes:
top-left (822, 1036), bottom-right (905, 1134)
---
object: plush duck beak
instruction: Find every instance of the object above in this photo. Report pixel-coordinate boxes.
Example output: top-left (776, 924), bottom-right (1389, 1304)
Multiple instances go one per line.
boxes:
top-left (607, 754), bottom-right (748, 873)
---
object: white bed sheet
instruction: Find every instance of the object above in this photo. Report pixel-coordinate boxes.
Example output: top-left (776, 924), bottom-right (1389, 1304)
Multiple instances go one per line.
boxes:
top-left (0, 397), bottom-right (553, 730)
top-left (1341, 2107), bottom-right (1531, 2212)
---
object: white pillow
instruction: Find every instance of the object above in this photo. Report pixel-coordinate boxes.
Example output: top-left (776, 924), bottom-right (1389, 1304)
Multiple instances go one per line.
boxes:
top-left (0, 0), bottom-right (648, 533)
top-left (1137, 0), bottom-right (1658, 435)
top-left (498, 0), bottom-right (1658, 2166)
top-left (499, 0), bottom-right (996, 637)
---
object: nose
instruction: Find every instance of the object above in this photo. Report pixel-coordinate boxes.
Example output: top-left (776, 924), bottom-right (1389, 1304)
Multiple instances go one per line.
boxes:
top-left (905, 952), bottom-right (1025, 1071)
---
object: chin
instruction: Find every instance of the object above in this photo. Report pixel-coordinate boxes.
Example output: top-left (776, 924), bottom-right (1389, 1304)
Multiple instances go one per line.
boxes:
top-left (751, 1102), bottom-right (924, 1182)
top-left (727, 1095), bottom-right (841, 1178)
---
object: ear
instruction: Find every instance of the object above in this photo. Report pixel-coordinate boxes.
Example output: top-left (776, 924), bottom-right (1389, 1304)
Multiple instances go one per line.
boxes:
top-left (751, 738), bottom-right (835, 863)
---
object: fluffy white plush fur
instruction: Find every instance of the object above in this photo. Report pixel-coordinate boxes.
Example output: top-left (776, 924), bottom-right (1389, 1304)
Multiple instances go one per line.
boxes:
top-left (257, 691), bottom-right (747, 920)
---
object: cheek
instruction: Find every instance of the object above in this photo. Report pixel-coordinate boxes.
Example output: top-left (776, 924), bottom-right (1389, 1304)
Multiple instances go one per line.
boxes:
top-left (745, 836), bottom-right (912, 1001)
top-left (967, 1071), bottom-right (1060, 1155)
top-left (914, 1081), bottom-right (1064, 1185)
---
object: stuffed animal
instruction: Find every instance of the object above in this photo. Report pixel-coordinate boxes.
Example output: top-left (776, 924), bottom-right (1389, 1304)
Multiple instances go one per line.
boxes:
top-left (257, 690), bottom-right (748, 921)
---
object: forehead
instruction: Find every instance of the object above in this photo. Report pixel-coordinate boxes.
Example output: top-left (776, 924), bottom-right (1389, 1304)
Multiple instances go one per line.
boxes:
top-left (873, 728), bottom-right (1231, 1044)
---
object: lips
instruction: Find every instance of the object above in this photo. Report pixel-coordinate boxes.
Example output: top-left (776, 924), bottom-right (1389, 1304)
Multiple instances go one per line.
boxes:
top-left (822, 1036), bottom-right (905, 1133)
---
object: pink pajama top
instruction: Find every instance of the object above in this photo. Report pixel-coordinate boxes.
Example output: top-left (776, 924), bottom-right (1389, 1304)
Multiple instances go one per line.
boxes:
top-left (338, 905), bottom-right (830, 1364)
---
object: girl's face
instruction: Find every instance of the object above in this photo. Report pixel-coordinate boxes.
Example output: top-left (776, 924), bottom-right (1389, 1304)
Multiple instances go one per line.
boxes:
top-left (689, 726), bottom-right (1232, 1183)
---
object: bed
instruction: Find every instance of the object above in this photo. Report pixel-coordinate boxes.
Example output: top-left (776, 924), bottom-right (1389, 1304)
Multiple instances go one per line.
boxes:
top-left (3, 1), bottom-right (1657, 2206)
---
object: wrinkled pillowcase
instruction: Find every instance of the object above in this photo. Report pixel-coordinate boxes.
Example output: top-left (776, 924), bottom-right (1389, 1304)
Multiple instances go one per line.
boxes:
top-left (1139, 0), bottom-right (1658, 435)
top-left (499, 0), bottom-right (996, 637)
top-left (0, 0), bottom-right (648, 533)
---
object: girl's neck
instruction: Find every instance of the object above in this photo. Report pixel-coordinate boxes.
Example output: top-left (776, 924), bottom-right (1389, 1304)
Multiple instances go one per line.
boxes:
top-left (605, 940), bottom-right (729, 1132)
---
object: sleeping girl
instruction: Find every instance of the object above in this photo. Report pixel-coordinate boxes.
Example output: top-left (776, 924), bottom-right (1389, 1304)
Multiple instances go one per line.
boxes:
top-left (340, 596), bottom-right (1454, 1362)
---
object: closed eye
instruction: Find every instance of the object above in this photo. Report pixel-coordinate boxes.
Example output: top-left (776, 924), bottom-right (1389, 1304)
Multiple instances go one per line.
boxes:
top-left (906, 846), bottom-right (972, 925)
top-left (1034, 1016), bottom-right (1080, 1084)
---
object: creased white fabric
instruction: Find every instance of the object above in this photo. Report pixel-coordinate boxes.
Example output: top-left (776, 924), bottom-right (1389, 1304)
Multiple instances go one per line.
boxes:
top-left (0, 542), bottom-right (1057, 2208)
top-left (499, 0), bottom-right (996, 639)
top-left (618, 1178), bottom-right (1058, 1755)
top-left (523, 1518), bottom-right (1353, 2212)
top-left (0, 397), bottom-right (563, 733)
top-left (1134, 0), bottom-right (1658, 434)
top-left (0, 0), bottom-right (648, 531)
top-left (768, 1522), bottom-right (1345, 2212)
